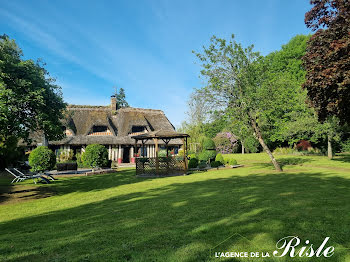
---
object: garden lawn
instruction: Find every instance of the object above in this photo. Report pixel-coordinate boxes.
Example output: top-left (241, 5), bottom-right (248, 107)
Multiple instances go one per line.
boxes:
top-left (1, 154), bottom-right (350, 262)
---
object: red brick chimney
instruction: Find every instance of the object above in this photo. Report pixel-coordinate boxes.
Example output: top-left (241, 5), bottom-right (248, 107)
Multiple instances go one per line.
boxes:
top-left (111, 95), bottom-right (117, 111)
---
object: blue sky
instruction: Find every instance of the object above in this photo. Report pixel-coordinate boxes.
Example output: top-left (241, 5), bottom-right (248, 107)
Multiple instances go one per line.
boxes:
top-left (0, 0), bottom-right (312, 127)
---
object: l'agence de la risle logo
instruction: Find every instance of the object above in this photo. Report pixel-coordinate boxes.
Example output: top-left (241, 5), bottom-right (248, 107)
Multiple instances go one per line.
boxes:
top-left (214, 236), bottom-right (335, 259)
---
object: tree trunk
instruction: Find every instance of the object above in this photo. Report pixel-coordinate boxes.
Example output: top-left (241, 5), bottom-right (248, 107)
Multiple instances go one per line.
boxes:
top-left (328, 135), bottom-right (333, 159)
top-left (241, 143), bottom-right (245, 154)
top-left (250, 116), bottom-right (283, 172)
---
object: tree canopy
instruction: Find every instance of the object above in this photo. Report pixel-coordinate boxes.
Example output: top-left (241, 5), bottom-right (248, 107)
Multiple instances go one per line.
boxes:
top-left (186, 33), bottom-right (346, 160)
top-left (0, 35), bottom-right (66, 168)
top-left (0, 35), bottom-right (66, 143)
top-left (261, 35), bottom-right (313, 146)
top-left (194, 35), bottom-right (283, 171)
top-left (115, 87), bottom-right (129, 108)
top-left (303, 0), bottom-right (350, 124)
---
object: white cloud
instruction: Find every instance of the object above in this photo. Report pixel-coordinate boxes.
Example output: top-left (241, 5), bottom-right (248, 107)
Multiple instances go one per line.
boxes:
top-left (0, 8), bottom-right (118, 83)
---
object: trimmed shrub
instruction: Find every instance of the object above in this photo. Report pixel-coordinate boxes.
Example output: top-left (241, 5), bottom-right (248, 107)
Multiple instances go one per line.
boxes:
top-left (222, 154), bottom-right (239, 165)
top-left (188, 153), bottom-right (197, 159)
top-left (222, 155), bottom-right (230, 165)
top-left (198, 161), bottom-right (207, 169)
top-left (198, 151), bottom-right (207, 162)
top-left (29, 146), bottom-right (56, 172)
top-left (199, 150), bottom-right (217, 162)
top-left (210, 161), bottom-right (221, 168)
top-left (202, 138), bottom-right (216, 150)
top-left (215, 153), bottom-right (224, 164)
top-left (229, 159), bottom-right (238, 166)
top-left (188, 158), bottom-right (199, 168)
top-left (207, 150), bottom-right (217, 161)
top-left (83, 144), bottom-right (108, 169)
top-left (198, 151), bottom-right (210, 162)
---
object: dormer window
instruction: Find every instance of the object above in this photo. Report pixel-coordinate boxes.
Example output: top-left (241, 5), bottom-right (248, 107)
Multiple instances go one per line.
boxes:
top-left (62, 126), bottom-right (73, 137)
top-left (129, 126), bottom-right (148, 136)
top-left (131, 126), bottom-right (147, 133)
top-left (88, 126), bottom-right (112, 136)
top-left (93, 126), bottom-right (107, 133)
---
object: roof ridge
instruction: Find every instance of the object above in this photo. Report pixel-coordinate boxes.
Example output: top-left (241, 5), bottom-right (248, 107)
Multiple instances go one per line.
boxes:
top-left (67, 107), bottom-right (110, 111)
top-left (67, 105), bottom-right (164, 113)
top-left (118, 107), bottom-right (164, 113)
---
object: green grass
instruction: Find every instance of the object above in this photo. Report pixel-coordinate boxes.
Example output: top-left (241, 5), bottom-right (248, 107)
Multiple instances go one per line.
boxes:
top-left (1, 154), bottom-right (350, 262)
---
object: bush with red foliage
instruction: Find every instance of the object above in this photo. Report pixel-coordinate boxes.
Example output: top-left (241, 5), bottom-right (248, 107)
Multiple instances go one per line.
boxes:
top-left (296, 140), bottom-right (312, 151)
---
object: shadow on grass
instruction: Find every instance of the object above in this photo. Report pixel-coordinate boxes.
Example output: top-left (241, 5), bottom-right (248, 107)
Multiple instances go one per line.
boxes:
top-left (333, 153), bottom-right (350, 164)
top-left (0, 169), bottom-right (149, 204)
top-left (253, 157), bottom-right (313, 169)
top-left (51, 169), bottom-right (147, 194)
top-left (0, 175), bottom-right (12, 203)
top-left (0, 175), bottom-right (57, 205)
top-left (1, 169), bottom-right (350, 261)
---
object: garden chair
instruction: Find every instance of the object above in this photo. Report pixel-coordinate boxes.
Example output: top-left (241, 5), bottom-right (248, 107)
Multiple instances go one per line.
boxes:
top-left (14, 168), bottom-right (56, 181)
top-left (5, 168), bottom-right (50, 184)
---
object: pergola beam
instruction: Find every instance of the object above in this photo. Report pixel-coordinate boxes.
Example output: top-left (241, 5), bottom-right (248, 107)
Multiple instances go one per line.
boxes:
top-left (153, 138), bottom-right (159, 173)
top-left (131, 130), bottom-right (190, 176)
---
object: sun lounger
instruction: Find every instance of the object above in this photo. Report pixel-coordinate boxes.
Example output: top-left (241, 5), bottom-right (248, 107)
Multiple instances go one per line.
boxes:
top-left (5, 168), bottom-right (50, 184)
top-left (14, 168), bottom-right (56, 181)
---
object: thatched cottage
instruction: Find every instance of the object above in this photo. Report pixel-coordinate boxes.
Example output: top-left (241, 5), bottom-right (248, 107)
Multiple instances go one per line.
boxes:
top-left (37, 96), bottom-right (182, 163)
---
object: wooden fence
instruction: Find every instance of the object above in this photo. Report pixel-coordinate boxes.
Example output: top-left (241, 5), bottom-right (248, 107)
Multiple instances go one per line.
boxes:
top-left (135, 157), bottom-right (187, 176)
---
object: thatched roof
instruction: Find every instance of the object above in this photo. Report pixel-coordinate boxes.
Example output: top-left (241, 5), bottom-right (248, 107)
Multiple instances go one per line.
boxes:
top-left (47, 105), bottom-right (182, 146)
top-left (132, 130), bottom-right (189, 140)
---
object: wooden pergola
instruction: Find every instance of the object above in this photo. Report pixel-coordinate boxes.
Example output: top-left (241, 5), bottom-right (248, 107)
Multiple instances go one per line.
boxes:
top-left (131, 130), bottom-right (189, 176)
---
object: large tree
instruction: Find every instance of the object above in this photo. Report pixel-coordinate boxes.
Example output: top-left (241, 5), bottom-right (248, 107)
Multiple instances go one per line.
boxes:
top-left (303, 0), bottom-right (350, 124)
top-left (262, 35), bottom-right (313, 146)
top-left (263, 34), bottom-right (344, 158)
top-left (0, 35), bottom-right (66, 166)
top-left (194, 35), bottom-right (283, 171)
top-left (115, 87), bottom-right (129, 108)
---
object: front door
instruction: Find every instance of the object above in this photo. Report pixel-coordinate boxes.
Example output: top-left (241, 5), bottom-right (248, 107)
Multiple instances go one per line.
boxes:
top-left (123, 147), bottom-right (130, 163)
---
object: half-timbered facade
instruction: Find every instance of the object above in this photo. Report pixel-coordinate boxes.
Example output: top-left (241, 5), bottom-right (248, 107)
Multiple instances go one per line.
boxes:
top-left (32, 96), bottom-right (182, 163)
